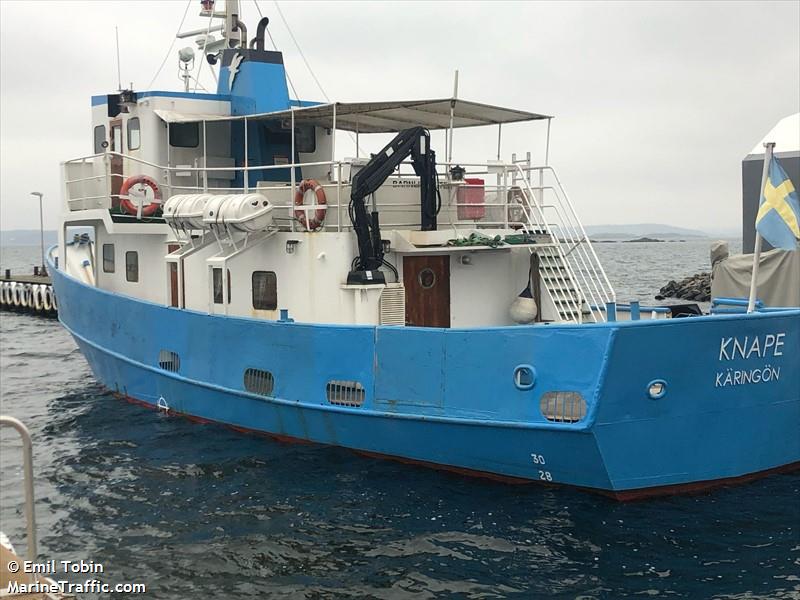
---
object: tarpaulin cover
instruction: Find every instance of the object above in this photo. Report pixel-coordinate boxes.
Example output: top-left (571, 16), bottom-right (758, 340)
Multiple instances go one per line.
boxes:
top-left (712, 247), bottom-right (800, 307)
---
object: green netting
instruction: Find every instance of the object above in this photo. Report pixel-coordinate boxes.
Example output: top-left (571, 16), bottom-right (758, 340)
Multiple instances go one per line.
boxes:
top-left (446, 233), bottom-right (504, 248)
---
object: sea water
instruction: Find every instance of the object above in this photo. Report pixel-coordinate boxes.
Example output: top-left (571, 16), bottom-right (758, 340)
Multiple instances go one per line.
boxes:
top-left (2, 241), bottom-right (798, 599)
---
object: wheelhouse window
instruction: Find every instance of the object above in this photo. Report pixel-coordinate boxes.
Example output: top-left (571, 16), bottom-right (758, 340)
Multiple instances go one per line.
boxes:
top-left (252, 271), bottom-right (277, 310)
top-left (169, 122), bottom-right (199, 148)
top-left (294, 125), bottom-right (316, 153)
top-left (125, 251), bottom-right (139, 282)
top-left (93, 125), bottom-right (106, 153)
top-left (127, 117), bottom-right (141, 150)
top-left (260, 122), bottom-right (315, 153)
top-left (102, 244), bottom-right (115, 273)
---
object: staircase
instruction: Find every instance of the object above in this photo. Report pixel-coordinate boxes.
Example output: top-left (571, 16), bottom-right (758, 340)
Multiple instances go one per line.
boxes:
top-left (534, 245), bottom-right (588, 322)
top-left (509, 165), bottom-right (615, 323)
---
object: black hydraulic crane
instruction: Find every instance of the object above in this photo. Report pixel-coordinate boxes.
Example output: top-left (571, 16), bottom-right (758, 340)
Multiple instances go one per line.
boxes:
top-left (347, 126), bottom-right (440, 285)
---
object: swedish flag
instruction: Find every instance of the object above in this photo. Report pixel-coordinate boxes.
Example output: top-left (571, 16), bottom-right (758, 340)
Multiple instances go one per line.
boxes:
top-left (756, 155), bottom-right (800, 251)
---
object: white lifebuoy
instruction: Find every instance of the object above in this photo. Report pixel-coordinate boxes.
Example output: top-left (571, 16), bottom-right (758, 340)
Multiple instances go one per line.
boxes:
top-left (22, 284), bottom-right (32, 308)
top-left (293, 179), bottom-right (328, 231)
top-left (120, 175), bottom-right (162, 217)
top-left (33, 285), bottom-right (44, 311)
top-left (10, 283), bottom-right (18, 306)
top-left (0, 281), bottom-right (8, 305)
top-left (50, 288), bottom-right (57, 311)
top-left (43, 286), bottom-right (53, 311)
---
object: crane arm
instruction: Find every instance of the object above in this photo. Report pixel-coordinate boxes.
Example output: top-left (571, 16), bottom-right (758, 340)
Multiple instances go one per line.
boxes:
top-left (347, 126), bottom-right (439, 284)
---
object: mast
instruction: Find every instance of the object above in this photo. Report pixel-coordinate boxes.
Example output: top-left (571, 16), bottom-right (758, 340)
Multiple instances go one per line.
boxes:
top-left (223, 0), bottom-right (244, 48)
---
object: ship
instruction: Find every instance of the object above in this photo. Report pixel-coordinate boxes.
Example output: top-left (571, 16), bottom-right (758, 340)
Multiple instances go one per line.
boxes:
top-left (49, 0), bottom-right (799, 500)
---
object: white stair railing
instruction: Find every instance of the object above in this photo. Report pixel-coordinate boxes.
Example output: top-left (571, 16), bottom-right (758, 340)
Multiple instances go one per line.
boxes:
top-left (509, 164), bottom-right (615, 322)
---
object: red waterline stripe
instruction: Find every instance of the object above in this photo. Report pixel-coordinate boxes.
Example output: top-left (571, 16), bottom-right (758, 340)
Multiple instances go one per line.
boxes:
top-left (111, 391), bottom-right (800, 501)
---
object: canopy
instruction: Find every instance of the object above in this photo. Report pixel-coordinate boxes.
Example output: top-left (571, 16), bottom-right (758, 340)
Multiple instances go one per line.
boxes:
top-left (745, 112), bottom-right (800, 158)
top-left (154, 99), bottom-right (551, 133)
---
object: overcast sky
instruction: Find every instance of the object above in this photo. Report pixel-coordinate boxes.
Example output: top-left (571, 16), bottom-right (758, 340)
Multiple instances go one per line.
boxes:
top-left (1, 0), bottom-right (798, 234)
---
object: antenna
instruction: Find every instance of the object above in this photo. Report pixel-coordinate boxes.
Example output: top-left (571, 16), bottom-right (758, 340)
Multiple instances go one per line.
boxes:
top-left (115, 26), bottom-right (122, 91)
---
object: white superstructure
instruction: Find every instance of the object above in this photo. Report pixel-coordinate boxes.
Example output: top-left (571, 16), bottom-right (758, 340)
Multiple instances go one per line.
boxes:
top-left (59, 1), bottom-right (619, 330)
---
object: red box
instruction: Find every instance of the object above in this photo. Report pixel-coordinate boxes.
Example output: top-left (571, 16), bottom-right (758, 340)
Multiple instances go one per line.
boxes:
top-left (456, 178), bottom-right (485, 220)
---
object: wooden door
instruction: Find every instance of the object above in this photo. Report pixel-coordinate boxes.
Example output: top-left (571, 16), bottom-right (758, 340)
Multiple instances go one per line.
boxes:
top-left (403, 255), bottom-right (450, 328)
top-left (109, 119), bottom-right (123, 209)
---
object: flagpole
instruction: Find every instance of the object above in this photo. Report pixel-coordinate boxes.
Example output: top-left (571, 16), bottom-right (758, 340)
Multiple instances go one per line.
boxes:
top-left (746, 141), bottom-right (776, 313)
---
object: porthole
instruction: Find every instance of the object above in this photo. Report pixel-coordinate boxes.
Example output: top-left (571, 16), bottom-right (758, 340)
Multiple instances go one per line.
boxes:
top-left (513, 365), bottom-right (536, 390)
top-left (418, 268), bottom-right (436, 289)
top-left (647, 379), bottom-right (667, 400)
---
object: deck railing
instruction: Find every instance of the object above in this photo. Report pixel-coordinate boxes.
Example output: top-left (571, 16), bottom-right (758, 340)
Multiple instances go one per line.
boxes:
top-left (62, 152), bottom-right (547, 231)
top-left (62, 152), bottom-right (614, 319)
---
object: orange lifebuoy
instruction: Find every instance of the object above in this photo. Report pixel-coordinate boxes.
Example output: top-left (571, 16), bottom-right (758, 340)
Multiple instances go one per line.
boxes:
top-left (120, 175), bottom-right (162, 217)
top-left (293, 179), bottom-right (327, 230)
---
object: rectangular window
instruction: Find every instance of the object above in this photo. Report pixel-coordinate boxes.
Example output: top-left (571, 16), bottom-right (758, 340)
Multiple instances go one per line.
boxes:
top-left (169, 122), bottom-right (199, 148)
top-left (125, 251), bottom-right (139, 282)
top-left (102, 244), bottom-right (115, 273)
top-left (94, 125), bottom-right (106, 153)
top-left (213, 268), bottom-right (223, 304)
top-left (127, 117), bottom-right (141, 150)
top-left (212, 268), bottom-right (231, 304)
top-left (294, 125), bottom-right (316, 153)
top-left (252, 271), bottom-right (277, 310)
top-left (169, 263), bottom-right (178, 307)
top-left (111, 124), bottom-right (122, 152)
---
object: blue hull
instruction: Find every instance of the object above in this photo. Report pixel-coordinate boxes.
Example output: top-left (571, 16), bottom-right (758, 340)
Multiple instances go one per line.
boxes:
top-left (51, 262), bottom-right (800, 498)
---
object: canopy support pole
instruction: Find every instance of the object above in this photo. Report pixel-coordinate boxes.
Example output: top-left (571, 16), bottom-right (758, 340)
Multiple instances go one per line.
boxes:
top-left (545, 117), bottom-right (552, 166)
top-left (331, 102), bottom-right (337, 168)
top-left (447, 69), bottom-right (458, 165)
top-left (166, 124), bottom-right (172, 198)
top-left (243, 116), bottom-right (249, 193)
top-left (496, 123), bottom-right (502, 160)
top-left (290, 108), bottom-right (296, 190)
top-left (747, 142), bottom-right (775, 313)
top-left (541, 117), bottom-right (552, 207)
top-left (202, 120), bottom-right (208, 192)
top-left (291, 108), bottom-right (296, 232)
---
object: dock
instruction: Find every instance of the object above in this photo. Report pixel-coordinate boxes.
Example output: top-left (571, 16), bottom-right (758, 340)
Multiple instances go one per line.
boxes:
top-left (0, 269), bottom-right (57, 317)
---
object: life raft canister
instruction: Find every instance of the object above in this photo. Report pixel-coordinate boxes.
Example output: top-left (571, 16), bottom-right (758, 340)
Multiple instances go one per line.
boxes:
top-left (293, 179), bottom-right (327, 231)
top-left (120, 175), bottom-right (162, 217)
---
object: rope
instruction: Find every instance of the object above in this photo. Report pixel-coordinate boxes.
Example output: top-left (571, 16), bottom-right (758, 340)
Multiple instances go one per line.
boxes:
top-left (146, 0), bottom-right (192, 90)
top-left (272, 1), bottom-right (330, 102)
